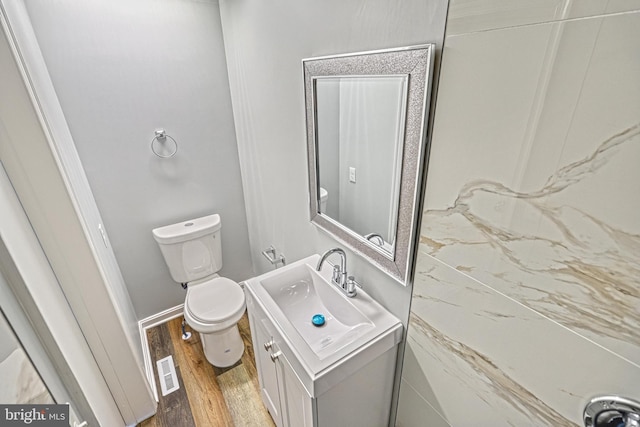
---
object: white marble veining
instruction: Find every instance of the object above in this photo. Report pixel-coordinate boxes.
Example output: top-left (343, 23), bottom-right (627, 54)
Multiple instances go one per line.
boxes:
top-left (398, 4), bottom-right (640, 427)
top-left (0, 311), bottom-right (52, 405)
top-left (422, 122), bottom-right (640, 363)
top-left (0, 349), bottom-right (52, 404)
top-left (404, 253), bottom-right (640, 426)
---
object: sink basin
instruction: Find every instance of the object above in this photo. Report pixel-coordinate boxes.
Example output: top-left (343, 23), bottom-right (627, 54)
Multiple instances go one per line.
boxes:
top-left (260, 262), bottom-right (374, 359)
top-left (244, 254), bottom-right (402, 376)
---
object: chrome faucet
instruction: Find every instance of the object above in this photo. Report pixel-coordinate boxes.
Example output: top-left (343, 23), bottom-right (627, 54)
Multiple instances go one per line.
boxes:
top-left (364, 232), bottom-right (385, 247)
top-left (317, 248), bottom-right (361, 297)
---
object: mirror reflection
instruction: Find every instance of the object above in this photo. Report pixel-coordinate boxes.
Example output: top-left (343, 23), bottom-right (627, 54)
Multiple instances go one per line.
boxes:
top-left (304, 45), bottom-right (435, 284)
top-left (315, 75), bottom-right (409, 253)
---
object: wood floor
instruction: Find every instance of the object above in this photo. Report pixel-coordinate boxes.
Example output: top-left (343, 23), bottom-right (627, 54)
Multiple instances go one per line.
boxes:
top-left (139, 313), bottom-right (275, 427)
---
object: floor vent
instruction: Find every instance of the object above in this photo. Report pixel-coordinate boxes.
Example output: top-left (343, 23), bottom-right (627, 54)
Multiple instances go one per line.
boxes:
top-left (156, 355), bottom-right (179, 396)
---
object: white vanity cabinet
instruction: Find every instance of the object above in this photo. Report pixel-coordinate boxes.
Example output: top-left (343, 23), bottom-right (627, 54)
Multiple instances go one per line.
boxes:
top-left (245, 286), bottom-right (402, 427)
top-left (247, 291), bottom-right (314, 426)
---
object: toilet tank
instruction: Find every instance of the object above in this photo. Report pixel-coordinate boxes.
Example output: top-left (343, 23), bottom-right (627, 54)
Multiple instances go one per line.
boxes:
top-left (152, 214), bottom-right (223, 283)
top-left (319, 187), bottom-right (328, 212)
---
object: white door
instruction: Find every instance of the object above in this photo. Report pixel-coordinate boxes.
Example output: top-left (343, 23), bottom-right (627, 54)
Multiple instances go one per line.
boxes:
top-left (0, 162), bottom-right (123, 425)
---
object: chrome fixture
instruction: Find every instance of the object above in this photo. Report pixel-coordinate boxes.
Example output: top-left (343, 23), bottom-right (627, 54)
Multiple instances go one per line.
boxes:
top-left (317, 248), bottom-right (361, 297)
top-left (584, 396), bottom-right (640, 427)
top-left (317, 248), bottom-right (347, 287)
top-left (262, 245), bottom-right (286, 268)
top-left (151, 128), bottom-right (178, 158)
top-left (365, 233), bottom-right (385, 247)
top-left (180, 318), bottom-right (191, 340)
top-left (262, 337), bottom-right (281, 362)
top-left (269, 351), bottom-right (282, 362)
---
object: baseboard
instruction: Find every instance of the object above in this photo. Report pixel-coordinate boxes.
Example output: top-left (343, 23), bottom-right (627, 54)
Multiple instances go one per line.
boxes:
top-left (138, 304), bottom-right (184, 402)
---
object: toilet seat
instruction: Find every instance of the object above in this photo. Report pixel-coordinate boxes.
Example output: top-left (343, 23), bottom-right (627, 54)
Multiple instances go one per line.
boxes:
top-left (184, 277), bottom-right (245, 333)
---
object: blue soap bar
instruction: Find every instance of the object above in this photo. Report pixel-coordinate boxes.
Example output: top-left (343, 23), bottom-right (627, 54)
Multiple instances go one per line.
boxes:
top-left (312, 314), bottom-right (325, 327)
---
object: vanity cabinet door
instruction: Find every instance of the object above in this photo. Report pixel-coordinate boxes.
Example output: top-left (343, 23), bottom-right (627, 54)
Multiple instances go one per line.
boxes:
top-left (249, 312), bottom-right (283, 426)
top-left (275, 349), bottom-right (314, 427)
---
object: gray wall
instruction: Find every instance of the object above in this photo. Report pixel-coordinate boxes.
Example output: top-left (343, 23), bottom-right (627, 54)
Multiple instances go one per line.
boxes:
top-left (218, 0), bottom-right (447, 326)
top-left (397, 2), bottom-right (640, 425)
top-left (218, 0), bottom-right (448, 423)
top-left (24, 0), bottom-right (253, 319)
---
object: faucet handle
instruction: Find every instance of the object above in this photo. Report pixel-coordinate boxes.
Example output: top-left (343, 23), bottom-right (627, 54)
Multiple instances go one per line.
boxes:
top-left (331, 264), bottom-right (342, 284)
top-left (348, 276), bottom-right (362, 288)
top-left (345, 276), bottom-right (362, 297)
top-left (331, 264), bottom-right (347, 286)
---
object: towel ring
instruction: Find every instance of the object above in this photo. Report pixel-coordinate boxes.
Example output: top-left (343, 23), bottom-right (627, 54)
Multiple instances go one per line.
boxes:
top-left (151, 129), bottom-right (178, 158)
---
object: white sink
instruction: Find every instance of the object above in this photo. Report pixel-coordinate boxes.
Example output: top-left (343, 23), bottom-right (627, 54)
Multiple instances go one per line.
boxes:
top-left (260, 262), bottom-right (374, 359)
top-left (244, 254), bottom-right (402, 377)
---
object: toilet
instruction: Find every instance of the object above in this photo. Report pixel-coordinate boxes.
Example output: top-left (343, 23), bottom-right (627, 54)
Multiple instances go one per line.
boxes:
top-left (152, 214), bottom-right (245, 368)
top-left (319, 187), bottom-right (328, 213)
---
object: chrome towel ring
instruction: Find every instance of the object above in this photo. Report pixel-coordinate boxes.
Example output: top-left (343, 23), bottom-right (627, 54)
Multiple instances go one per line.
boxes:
top-left (151, 129), bottom-right (178, 158)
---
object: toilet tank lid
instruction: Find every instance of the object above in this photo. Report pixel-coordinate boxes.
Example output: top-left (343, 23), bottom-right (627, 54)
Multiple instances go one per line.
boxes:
top-left (152, 214), bottom-right (221, 244)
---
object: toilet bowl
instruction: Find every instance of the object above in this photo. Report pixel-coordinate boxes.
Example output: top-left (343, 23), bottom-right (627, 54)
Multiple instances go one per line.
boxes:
top-left (152, 214), bottom-right (246, 368)
top-left (183, 277), bottom-right (245, 367)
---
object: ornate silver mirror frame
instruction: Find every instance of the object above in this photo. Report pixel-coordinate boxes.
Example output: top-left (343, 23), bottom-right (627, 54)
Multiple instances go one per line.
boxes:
top-left (303, 45), bottom-right (435, 284)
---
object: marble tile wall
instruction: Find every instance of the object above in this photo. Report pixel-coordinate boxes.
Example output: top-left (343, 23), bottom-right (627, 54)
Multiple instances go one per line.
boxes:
top-left (397, 2), bottom-right (640, 426)
top-left (0, 313), bottom-right (52, 404)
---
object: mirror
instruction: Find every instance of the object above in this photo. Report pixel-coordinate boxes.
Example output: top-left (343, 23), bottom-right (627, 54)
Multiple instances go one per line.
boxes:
top-left (303, 45), bottom-right (435, 284)
top-left (315, 75), bottom-right (408, 250)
